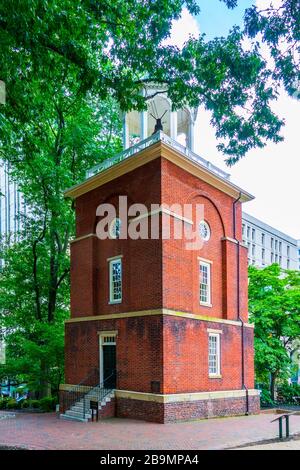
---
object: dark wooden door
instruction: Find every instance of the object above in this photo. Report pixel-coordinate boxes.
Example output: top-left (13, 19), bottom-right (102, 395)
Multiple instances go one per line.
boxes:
top-left (103, 345), bottom-right (116, 388)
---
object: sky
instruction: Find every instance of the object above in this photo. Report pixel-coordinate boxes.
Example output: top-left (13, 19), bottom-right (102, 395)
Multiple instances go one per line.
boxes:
top-left (167, 0), bottom-right (300, 240)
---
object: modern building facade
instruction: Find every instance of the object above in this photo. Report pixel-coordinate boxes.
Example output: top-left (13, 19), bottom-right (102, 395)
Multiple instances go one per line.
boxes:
top-left (242, 212), bottom-right (298, 270)
top-left (59, 96), bottom-right (259, 423)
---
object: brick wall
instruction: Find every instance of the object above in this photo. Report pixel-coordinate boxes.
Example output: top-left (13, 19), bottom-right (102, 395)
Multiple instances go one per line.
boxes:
top-left (65, 316), bottom-right (163, 392)
top-left (162, 316), bottom-right (254, 394)
top-left (65, 315), bottom-right (254, 393)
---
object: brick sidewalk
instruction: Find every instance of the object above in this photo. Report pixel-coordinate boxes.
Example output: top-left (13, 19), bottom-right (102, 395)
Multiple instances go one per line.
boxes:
top-left (239, 439), bottom-right (300, 450)
top-left (1, 411), bottom-right (300, 450)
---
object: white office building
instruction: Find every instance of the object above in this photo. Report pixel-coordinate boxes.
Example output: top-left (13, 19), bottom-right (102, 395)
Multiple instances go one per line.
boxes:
top-left (242, 212), bottom-right (298, 270)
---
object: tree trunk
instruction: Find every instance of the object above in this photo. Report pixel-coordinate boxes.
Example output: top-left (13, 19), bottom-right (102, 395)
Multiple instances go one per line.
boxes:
top-left (270, 372), bottom-right (277, 401)
top-left (40, 358), bottom-right (51, 398)
top-left (48, 225), bottom-right (59, 323)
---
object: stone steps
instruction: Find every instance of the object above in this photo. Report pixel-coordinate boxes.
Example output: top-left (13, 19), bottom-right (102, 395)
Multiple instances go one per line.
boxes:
top-left (60, 390), bottom-right (115, 422)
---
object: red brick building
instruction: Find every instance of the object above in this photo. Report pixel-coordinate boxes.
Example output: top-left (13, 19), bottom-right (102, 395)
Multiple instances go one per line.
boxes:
top-left (60, 123), bottom-right (259, 423)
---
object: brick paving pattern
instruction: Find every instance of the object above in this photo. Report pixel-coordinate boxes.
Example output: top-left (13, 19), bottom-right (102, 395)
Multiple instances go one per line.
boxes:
top-left (1, 411), bottom-right (300, 450)
top-left (239, 439), bottom-right (300, 450)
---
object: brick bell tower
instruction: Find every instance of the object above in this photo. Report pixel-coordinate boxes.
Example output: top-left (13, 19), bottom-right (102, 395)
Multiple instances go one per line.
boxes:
top-left (60, 91), bottom-right (260, 423)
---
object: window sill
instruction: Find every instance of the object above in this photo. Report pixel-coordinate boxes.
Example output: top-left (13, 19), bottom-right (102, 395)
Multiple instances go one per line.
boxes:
top-left (209, 374), bottom-right (222, 379)
top-left (109, 300), bottom-right (122, 305)
top-left (200, 302), bottom-right (212, 308)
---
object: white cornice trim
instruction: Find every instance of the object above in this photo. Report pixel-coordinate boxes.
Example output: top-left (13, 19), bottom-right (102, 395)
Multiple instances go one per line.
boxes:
top-left (70, 233), bottom-right (97, 244)
top-left (65, 308), bottom-right (254, 329)
top-left (64, 141), bottom-right (254, 202)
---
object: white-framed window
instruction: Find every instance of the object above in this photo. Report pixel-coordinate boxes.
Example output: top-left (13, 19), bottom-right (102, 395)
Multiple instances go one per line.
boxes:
top-left (199, 260), bottom-right (211, 306)
top-left (109, 258), bottom-right (122, 303)
top-left (208, 333), bottom-right (221, 376)
top-left (261, 233), bottom-right (265, 246)
top-left (252, 229), bottom-right (255, 241)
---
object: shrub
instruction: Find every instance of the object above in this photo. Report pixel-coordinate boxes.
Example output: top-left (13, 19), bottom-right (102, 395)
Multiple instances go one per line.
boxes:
top-left (0, 396), bottom-right (58, 411)
top-left (6, 399), bottom-right (19, 409)
top-left (39, 397), bottom-right (56, 412)
top-left (29, 400), bottom-right (40, 409)
top-left (0, 398), bottom-right (9, 409)
top-left (277, 383), bottom-right (300, 404)
top-left (21, 400), bottom-right (30, 408)
top-left (260, 388), bottom-right (274, 407)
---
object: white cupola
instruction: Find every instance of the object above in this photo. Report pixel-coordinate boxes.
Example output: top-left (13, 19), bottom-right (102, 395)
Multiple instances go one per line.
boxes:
top-left (122, 84), bottom-right (198, 152)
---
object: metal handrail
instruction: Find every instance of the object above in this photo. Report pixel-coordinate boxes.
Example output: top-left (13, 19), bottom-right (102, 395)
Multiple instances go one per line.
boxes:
top-left (66, 367), bottom-right (99, 394)
top-left (63, 368), bottom-right (116, 420)
top-left (82, 371), bottom-right (116, 419)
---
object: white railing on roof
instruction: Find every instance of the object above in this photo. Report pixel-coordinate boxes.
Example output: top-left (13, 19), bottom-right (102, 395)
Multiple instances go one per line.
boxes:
top-left (86, 131), bottom-right (230, 181)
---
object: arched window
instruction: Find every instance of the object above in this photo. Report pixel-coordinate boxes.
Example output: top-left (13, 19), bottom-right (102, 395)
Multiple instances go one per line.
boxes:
top-left (147, 96), bottom-right (171, 137)
top-left (109, 218), bottom-right (121, 239)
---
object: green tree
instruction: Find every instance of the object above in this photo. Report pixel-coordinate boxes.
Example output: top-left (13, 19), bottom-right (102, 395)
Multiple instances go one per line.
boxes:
top-left (0, 95), bottom-right (122, 397)
top-left (0, 0), bottom-right (285, 160)
top-left (222, 0), bottom-right (300, 100)
top-left (248, 264), bottom-right (300, 400)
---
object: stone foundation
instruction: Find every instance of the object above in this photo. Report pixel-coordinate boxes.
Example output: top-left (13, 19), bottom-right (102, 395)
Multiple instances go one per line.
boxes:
top-left (60, 386), bottom-right (260, 423)
top-left (116, 390), bottom-right (260, 424)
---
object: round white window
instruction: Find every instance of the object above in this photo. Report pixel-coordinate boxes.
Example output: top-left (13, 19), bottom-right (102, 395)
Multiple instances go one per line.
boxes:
top-left (109, 218), bottom-right (121, 239)
top-left (199, 220), bottom-right (211, 241)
